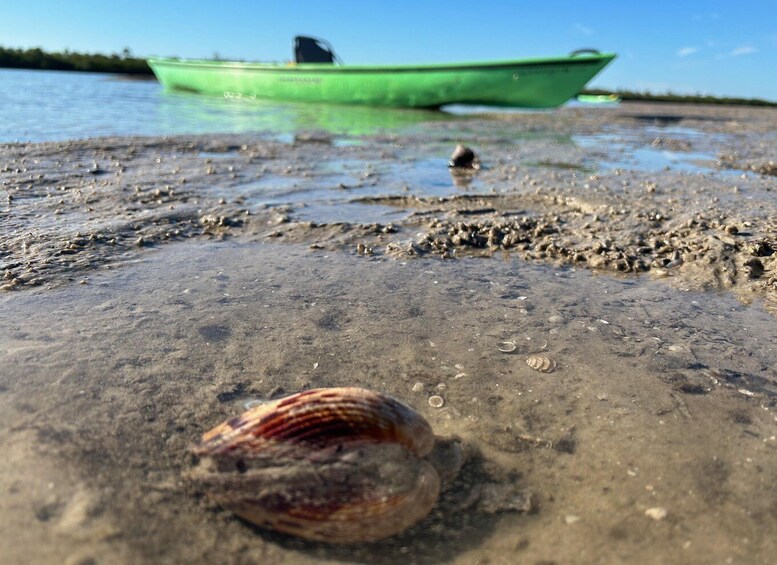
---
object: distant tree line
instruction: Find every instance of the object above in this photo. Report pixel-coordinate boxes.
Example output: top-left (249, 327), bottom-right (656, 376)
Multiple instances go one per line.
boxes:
top-left (0, 45), bottom-right (152, 74)
top-left (581, 87), bottom-right (777, 107)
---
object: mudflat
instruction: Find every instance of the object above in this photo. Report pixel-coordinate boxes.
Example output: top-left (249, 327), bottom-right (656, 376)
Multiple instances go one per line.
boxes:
top-left (1, 102), bottom-right (776, 564)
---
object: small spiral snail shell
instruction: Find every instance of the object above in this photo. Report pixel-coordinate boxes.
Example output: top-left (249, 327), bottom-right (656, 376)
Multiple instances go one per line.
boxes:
top-left (190, 387), bottom-right (459, 543)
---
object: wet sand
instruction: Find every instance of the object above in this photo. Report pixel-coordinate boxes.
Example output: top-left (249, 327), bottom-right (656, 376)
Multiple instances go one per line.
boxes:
top-left (2, 103), bottom-right (776, 308)
top-left (1, 102), bottom-right (777, 564)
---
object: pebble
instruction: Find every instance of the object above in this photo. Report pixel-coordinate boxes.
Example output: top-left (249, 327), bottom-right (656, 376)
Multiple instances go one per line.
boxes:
top-left (448, 144), bottom-right (478, 169)
top-left (411, 382), bottom-right (425, 392)
top-left (645, 507), bottom-right (668, 521)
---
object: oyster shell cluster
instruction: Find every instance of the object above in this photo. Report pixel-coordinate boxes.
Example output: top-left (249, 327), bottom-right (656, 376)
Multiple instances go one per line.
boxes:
top-left (190, 387), bottom-right (462, 543)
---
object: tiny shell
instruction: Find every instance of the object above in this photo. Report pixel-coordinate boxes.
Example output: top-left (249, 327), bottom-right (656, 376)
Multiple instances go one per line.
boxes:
top-left (242, 398), bottom-right (268, 410)
top-left (525, 354), bottom-right (557, 373)
top-left (498, 341), bottom-right (517, 353)
top-left (428, 395), bottom-right (444, 408)
top-left (191, 387), bottom-right (449, 543)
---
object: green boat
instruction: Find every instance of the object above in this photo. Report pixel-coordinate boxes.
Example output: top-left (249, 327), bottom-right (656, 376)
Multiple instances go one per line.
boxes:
top-left (576, 93), bottom-right (622, 104)
top-left (148, 37), bottom-right (615, 109)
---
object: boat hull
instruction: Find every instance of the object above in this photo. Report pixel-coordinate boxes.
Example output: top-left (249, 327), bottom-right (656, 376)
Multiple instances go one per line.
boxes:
top-left (577, 93), bottom-right (621, 104)
top-left (147, 53), bottom-right (615, 109)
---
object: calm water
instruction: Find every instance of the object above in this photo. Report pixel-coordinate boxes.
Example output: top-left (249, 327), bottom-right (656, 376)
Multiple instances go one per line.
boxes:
top-left (0, 68), bottom-right (456, 142)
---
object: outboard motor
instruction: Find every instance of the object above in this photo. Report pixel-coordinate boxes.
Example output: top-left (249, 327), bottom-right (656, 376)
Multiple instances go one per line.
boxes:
top-left (294, 36), bottom-right (340, 64)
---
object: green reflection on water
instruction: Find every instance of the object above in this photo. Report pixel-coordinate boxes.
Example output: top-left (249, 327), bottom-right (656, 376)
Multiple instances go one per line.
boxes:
top-left (154, 90), bottom-right (455, 137)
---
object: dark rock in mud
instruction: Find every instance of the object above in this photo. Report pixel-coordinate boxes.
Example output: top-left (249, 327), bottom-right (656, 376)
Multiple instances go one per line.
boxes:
top-left (448, 144), bottom-right (478, 169)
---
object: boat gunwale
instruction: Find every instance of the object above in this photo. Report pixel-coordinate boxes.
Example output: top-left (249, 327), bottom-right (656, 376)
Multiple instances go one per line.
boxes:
top-left (147, 53), bottom-right (616, 75)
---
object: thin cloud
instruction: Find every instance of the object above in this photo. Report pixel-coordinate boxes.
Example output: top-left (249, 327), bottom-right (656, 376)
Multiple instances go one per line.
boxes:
top-left (715, 45), bottom-right (759, 60)
top-left (677, 47), bottom-right (698, 57)
top-left (731, 45), bottom-right (757, 56)
top-left (574, 23), bottom-right (593, 36)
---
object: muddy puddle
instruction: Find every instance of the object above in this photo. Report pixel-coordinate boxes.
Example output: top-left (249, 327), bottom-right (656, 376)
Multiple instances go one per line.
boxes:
top-left (1, 240), bottom-right (776, 564)
top-left (575, 133), bottom-right (720, 174)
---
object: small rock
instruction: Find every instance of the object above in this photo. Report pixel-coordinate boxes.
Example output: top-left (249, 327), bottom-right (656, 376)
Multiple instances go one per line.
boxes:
top-left (411, 382), bottom-right (425, 392)
top-left (356, 242), bottom-right (373, 255)
top-left (743, 258), bottom-right (765, 279)
top-left (565, 514), bottom-right (581, 524)
top-left (645, 507), bottom-right (668, 521)
top-left (748, 241), bottom-right (773, 257)
top-left (724, 224), bottom-right (739, 235)
top-left (478, 483), bottom-right (536, 514)
top-left (448, 144), bottom-right (478, 169)
top-left (754, 160), bottom-right (777, 176)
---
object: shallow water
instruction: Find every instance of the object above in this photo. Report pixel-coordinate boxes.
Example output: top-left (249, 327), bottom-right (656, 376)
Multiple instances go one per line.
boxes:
top-left (0, 69), bottom-right (453, 142)
top-left (575, 133), bottom-right (719, 173)
top-left (237, 156), bottom-right (481, 219)
top-left (1, 240), bottom-right (775, 564)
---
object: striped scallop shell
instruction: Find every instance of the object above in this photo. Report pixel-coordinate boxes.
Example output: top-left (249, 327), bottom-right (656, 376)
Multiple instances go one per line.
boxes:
top-left (191, 387), bottom-right (440, 543)
top-left (525, 354), bottom-right (557, 373)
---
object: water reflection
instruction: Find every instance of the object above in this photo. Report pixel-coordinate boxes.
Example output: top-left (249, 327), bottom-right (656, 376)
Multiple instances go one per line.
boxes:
top-left (0, 69), bottom-right (458, 142)
top-left (233, 156), bottom-right (484, 224)
top-left (153, 90), bottom-right (453, 137)
top-left (575, 133), bottom-right (720, 173)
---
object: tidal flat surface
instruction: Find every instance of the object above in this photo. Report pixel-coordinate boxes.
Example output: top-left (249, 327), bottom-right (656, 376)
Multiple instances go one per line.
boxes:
top-left (1, 242), bottom-right (776, 564)
top-left (1, 101), bottom-right (777, 564)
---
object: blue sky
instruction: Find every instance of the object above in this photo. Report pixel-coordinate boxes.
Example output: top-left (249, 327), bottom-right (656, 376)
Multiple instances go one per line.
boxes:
top-left (2, 0), bottom-right (776, 100)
